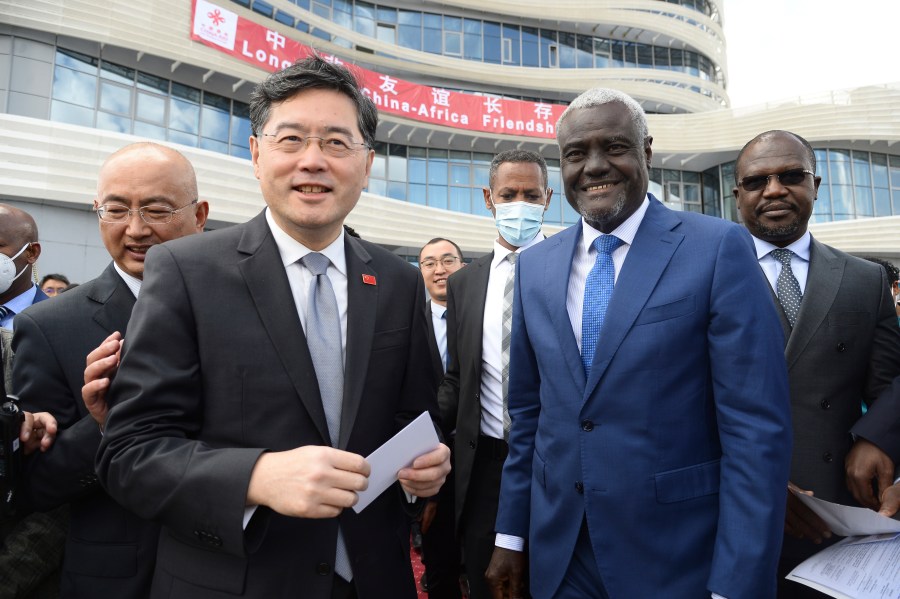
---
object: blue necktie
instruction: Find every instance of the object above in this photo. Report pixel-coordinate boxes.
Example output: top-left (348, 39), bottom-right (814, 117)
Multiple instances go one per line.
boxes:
top-left (581, 235), bottom-right (623, 375)
top-left (0, 305), bottom-right (13, 327)
top-left (300, 252), bottom-right (352, 582)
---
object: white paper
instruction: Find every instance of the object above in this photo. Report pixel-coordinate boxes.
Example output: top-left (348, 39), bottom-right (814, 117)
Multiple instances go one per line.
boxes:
top-left (786, 535), bottom-right (900, 599)
top-left (790, 489), bottom-right (900, 537)
top-left (352, 411), bottom-right (440, 513)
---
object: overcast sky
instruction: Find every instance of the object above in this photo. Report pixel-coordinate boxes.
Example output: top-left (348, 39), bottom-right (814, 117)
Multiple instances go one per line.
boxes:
top-left (721, 0), bottom-right (899, 107)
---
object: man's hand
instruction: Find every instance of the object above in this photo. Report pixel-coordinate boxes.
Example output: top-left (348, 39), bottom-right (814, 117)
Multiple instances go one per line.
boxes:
top-left (19, 411), bottom-right (58, 455)
top-left (486, 546), bottom-right (528, 599)
top-left (878, 484), bottom-right (900, 517)
top-left (846, 438), bottom-right (895, 510)
top-left (785, 483), bottom-right (831, 543)
top-left (82, 332), bottom-right (123, 427)
top-left (398, 443), bottom-right (451, 498)
top-left (246, 445), bottom-right (370, 518)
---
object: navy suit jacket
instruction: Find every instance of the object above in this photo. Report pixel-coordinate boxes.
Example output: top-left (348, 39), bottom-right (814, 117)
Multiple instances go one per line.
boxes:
top-left (495, 197), bottom-right (793, 599)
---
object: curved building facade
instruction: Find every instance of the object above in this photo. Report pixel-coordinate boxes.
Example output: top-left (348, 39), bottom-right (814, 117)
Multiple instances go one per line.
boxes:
top-left (0, 0), bottom-right (897, 282)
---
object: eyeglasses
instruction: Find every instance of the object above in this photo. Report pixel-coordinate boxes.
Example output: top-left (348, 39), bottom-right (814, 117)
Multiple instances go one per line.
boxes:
top-left (260, 133), bottom-right (369, 158)
top-left (420, 256), bottom-right (461, 271)
top-left (738, 169), bottom-right (815, 192)
top-left (96, 200), bottom-right (198, 224)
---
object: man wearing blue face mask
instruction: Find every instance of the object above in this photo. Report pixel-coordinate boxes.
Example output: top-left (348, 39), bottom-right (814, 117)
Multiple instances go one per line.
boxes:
top-left (0, 204), bottom-right (47, 329)
top-left (437, 149), bottom-right (551, 599)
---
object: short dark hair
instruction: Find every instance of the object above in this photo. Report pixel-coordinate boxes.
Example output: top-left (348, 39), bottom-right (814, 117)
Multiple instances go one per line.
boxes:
top-left (419, 237), bottom-right (464, 262)
top-left (862, 256), bottom-right (899, 286)
top-left (40, 273), bottom-right (69, 286)
top-left (734, 130), bottom-right (817, 185)
top-left (488, 149), bottom-right (549, 190)
top-left (249, 55), bottom-right (378, 148)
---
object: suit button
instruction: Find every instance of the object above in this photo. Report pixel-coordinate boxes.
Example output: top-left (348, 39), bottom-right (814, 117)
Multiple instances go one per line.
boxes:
top-left (823, 452), bottom-right (833, 463)
top-left (316, 563), bottom-right (331, 576)
top-left (820, 399), bottom-right (831, 410)
top-left (836, 343), bottom-right (846, 352)
top-left (575, 481), bottom-right (584, 494)
top-left (581, 420), bottom-right (594, 432)
top-left (469, 440), bottom-right (476, 449)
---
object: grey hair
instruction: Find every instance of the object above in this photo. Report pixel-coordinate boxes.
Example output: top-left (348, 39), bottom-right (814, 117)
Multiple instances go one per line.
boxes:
top-left (556, 88), bottom-right (649, 142)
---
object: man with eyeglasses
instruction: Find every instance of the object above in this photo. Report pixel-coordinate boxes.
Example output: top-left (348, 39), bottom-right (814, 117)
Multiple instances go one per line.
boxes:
top-left (12, 141), bottom-right (209, 598)
top-left (40, 274), bottom-right (70, 297)
top-left (733, 130), bottom-right (900, 598)
top-left (417, 237), bottom-right (465, 599)
top-left (95, 56), bottom-right (449, 599)
top-left (436, 149), bottom-right (551, 599)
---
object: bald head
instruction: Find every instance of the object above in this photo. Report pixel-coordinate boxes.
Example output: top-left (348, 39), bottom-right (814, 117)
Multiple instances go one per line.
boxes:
top-left (0, 204), bottom-right (38, 247)
top-left (99, 142), bottom-right (198, 200)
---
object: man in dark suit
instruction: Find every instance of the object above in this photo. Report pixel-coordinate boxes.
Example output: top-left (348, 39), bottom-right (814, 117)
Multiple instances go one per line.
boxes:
top-left (488, 89), bottom-right (793, 599)
top-left (13, 142), bottom-right (209, 598)
top-left (438, 149), bottom-right (552, 599)
top-left (732, 130), bottom-right (900, 597)
top-left (0, 204), bottom-right (48, 326)
top-left (418, 237), bottom-right (465, 599)
top-left (95, 56), bottom-right (450, 599)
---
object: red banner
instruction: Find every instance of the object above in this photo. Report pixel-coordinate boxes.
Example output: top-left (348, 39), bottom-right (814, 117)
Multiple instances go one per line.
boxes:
top-left (191, 0), bottom-right (565, 139)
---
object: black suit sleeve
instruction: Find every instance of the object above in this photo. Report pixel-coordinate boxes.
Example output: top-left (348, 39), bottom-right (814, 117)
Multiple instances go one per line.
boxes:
top-left (13, 311), bottom-right (104, 511)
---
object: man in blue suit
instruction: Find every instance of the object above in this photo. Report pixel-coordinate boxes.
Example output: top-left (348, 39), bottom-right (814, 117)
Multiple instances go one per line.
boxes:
top-left (486, 88), bottom-right (793, 599)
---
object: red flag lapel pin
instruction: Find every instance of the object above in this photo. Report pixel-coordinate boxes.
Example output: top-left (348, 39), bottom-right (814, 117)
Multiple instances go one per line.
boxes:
top-left (362, 274), bottom-right (377, 285)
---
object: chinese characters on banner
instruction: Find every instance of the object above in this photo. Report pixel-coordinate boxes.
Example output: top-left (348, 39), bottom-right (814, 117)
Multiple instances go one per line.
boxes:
top-left (191, 0), bottom-right (566, 139)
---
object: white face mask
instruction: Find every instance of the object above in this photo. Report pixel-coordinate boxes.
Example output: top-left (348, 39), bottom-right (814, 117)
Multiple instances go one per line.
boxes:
top-left (0, 243), bottom-right (32, 295)
top-left (490, 193), bottom-right (547, 247)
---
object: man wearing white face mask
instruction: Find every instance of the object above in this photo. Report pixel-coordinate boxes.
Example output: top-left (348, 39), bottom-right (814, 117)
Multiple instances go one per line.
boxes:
top-left (437, 149), bottom-right (551, 599)
top-left (0, 204), bottom-right (47, 328)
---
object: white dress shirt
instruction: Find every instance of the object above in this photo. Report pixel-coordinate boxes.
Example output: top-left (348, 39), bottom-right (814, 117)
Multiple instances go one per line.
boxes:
top-left (113, 262), bottom-right (143, 298)
top-left (750, 230), bottom-right (811, 294)
top-left (430, 301), bottom-right (448, 372)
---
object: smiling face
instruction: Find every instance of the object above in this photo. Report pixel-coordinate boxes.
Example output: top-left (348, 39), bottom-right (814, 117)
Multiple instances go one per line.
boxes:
top-left (558, 102), bottom-right (651, 234)
top-left (95, 146), bottom-right (208, 280)
top-left (418, 240), bottom-right (464, 305)
top-left (733, 132), bottom-right (820, 247)
top-left (250, 88), bottom-right (374, 250)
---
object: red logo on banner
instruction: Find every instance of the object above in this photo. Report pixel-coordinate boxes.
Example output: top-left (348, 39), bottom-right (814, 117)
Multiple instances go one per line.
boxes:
top-left (189, 0), bottom-right (566, 139)
top-left (208, 9), bottom-right (225, 26)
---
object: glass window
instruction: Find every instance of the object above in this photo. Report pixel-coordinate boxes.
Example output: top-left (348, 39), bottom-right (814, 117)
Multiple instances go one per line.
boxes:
top-left (872, 153), bottom-right (889, 188)
top-left (387, 181), bottom-right (406, 201)
top-left (367, 178), bottom-right (386, 196)
top-left (428, 157), bottom-right (448, 185)
top-left (96, 111), bottom-right (130, 133)
top-left (398, 24), bottom-right (421, 50)
top-left (423, 13), bottom-right (442, 29)
top-left (874, 188), bottom-right (892, 217)
top-left (398, 10), bottom-right (420, 26)
top-left (637, 45), bottom-right (653, 68)
top-left (484, 21), bottom-right (501, 64)
top-left (854, 187), bottom-right (874, 217)
top-left (576, 35), bottom-right (593, 69)
top-left (540, 29), bottom-right (557, 67)
top-left (450, 164), bottom-right (470, 185)
top-left (428, 185), bottom-right (448, 209)
top-left (137, 92), bottom-right (166, 124)
top-left (443, 16), bottom-right (461, 32)
top-left (890, 155), bottom-right (900, 188)
top-left (53, 67), bottom-right (97, 108)
top-left (133, 120), bottom-right (167, 141)
top-left (354, 1), bottom-right (376, 36)
top-left (377, 24), bottom-right (396, 44)
top-left (99, 81), bottom-right (132, 115)
top-left (200, 137), bottom-right (230, 154)
top-left (377, 6), bottom-right (397, 23)
top-left (522, 26), bottom-right (539, 67)
top-left (831, 185), bottom-right (853, 220)
top-left (408, 183), bottom-right (427, 205)
top-left (449, 187), bottom-right (470, 213)
top-left (558, 33), bottom-right (576, 68)
top-left (201, 94), bottom-right (230, 142)
top-left (100, 61), bottom-right (135, 85)
top-left (473, 164), bottom-right (489, 188)
top-left (409, 159), bottom-right (427, 184)
top-left (230, 146), bottom-right (251, 160)
top-left (275, 10), bottom-right (294, 27)
top-left (814, 183), bottom-right (831, 220)
top-left (444, 31), bottom-right (461, 56)
top-left (502, 25), bottom-right (520, 65)
top-left (231, 102), bottom-right (252, 148)
top-left (851, 151), bottom-right (871, 186)
top-left (654, 47), bottom-right (670, 70)
top-left (169, 97), bottom-right (200, 134)
top-left (56, 48), bottom-right (97, 74)
top-left (50, 100), bottom-right (94, 127)
top-left (168, 130), bottom-right (198, 147)
top-left (137, 72), bottom-right (168, 94)
top-left (423, 16), bottom-right (441, 54)
top-left (829, 152), bottom-right (852, 186)
top-left (464, 32), bottom-right (482, 60)
top-left (388, 145), bottom-right (407, 182)
top-left (252, 0), bottom-right (274, 18)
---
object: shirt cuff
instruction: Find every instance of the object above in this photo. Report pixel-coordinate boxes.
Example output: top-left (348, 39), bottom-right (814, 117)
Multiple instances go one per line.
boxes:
top-left (712, 594), bottom-right (728, 599)
top-left (243, 505), bottom-right (257, 529)
top-left (495, 533), bottom-right (525, 551)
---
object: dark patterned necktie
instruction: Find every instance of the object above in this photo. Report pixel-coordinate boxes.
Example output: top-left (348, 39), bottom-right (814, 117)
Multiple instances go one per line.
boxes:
top-left (771, 248), bottom-right (803, 328)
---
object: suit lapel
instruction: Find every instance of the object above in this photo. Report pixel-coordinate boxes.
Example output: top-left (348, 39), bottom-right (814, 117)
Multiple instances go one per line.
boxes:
top-left (88, 263), bottom-right (135, 334)
top-left (543, 226), bottom-right (586, 391)
top-left (238, 213), bottom-right (331, 445)
top-left (584, 200), bottom-right (684, 401)
top-left (340, 236), bottom-right (377, 449)
top-left (465, 254), bottom-right (492, 385)
top-left (785, 237), bottom-right (843, 368)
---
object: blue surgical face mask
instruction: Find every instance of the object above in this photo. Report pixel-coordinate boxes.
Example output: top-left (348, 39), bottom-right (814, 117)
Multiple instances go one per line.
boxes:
top-left (491, 194), bottom-right (546, 247)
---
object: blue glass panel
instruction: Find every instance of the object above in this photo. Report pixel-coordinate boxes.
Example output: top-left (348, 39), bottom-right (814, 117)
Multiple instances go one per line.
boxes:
top-left (100, 61), bottom-right (135, 85)
top-left (502, 25), bottom-right (520, 64)
top-left (828, 156), bottom-right (852, 186)
top-left (559, 33), bottom-right (576, 68)
top-left (169, 98), bottom-right (200, 134)
top-left (312, 28), bottom-right (331, 41)
top-left (562, 195), bottom-right (580, 225)
top-left (367, 178), bottom-right (386, 196)
top-left (251, 0), bottom-right (274, 18)
top-left (851, 151), bottom-right (871, 186)
top-left (168, 130), bottom-right (198, 147)
top-left (56, 49), bottom-right (97, 74)
top-left (423, 26), bottom-right (442, 54)
top-left (50, 100), bottom-right (94, 127)
top-left (428, 185), bottom-right (447, 209)
top-left (443, 16), bottom-right (461, 32)
top-left (296, 21), bottom-right (309, 33)
top-left (133, 120), bottom-right (167, 141)
top-left (855, 187), bottom-right (873, 217)
top-left (890, 156), bottom-right (900, 188)
top-left (471, 188), bottom-right (485, 214)
top-left (872, 153), bottom-right (889, 188)
top-left (814, 184), bottom-right (831, 219)
top-left (377, 6), bottom-right (397, 23)
top-left (201, 105), bottom-right (229, 142)
top-left (96, 112), bottom-right (130, 133)
top-left (370, 154), bottom-right (386, 179)
top-left (874, 188), bottom-right (892, 216)
top-left (274, 10), bottom-right (294, 26)
top-left (577, 35), bottom-right (593, 68)
top-left (230, 115), bottom-right (252, 148)
top-left (387, 181), bottom-right (406, 201)
top-left (137, 72), bottom-right (168, 94)
top-left (232, 0), bottom-right (250, 7)
top-left (831, 185), bottom-right (853, 219)
top-left (230, 145), bottom-right (252, 160)
top-left (423, 13), bottom-right (442, 29)
top-left (99, 82), bottom-right (132, 115)
top-left (291, 0), bottom-right (310, 9)
top-left (408, 183), bottom-right (427, 205)
top-left (200, 137), bottom-right (229, 154)
top-left (464, 33), bottom-right (482, 60)
top-left (449, 187), bottom-right (470, 213)
top-left (450, 164), bottom-right (470, 185)
top-left (428, 160), bottom-right (448, 185)
top-left (399, 25), bottom-right (421, 50)
top-left (522, 27), bottom-right (538, 67)
top-left (473, 165), bottom-right (489, 187)
top-left (409, 159), bottom-right (427, 184)
top-left (399, 10), bottom-right (421, 25)
top-left (53, 67), bottom-right (96, 108)
top-left (444, 32), bottom-right (461, 55)
top-left (137, 92), bottom-right (166, 124)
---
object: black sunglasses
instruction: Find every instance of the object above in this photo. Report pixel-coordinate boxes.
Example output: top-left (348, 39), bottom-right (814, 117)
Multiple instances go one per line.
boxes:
top-left (738, 168), bottom-right (814, 192)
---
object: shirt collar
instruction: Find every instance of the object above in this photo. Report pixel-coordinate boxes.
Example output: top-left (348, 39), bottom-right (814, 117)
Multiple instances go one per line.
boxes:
top-left (265, 208), bottom-right (347, 276)
top-left (4, 284), bottom-right (37, 313)
top-left (430, 301), bottom-right (447, 318)
top-left (751, 230), bottom-right (811, 262)
top-left (491, 232), bottom-right (544, 270)
top-left (580, 195), bottom-right (650, 253)
top-left (113, 262), bottom-right (143, 298)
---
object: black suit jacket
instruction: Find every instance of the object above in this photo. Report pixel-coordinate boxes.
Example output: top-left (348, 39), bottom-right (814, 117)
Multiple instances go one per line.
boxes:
top-left (96, 211), bottom-right (439, 599)
top-left (13, 263), bottom-right (159, 598)
top-left (425, 300), bottom-right (445, 384)
top-left (436, 252), bottom-right (493, 532)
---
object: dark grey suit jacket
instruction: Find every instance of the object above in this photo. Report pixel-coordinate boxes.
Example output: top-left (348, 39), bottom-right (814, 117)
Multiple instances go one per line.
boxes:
top-left (436, 252), bottom-right (493, 532)
top-left (13, 262), bottom-right (159, 598)
top-left (96, 211), bottom-right (439, 599)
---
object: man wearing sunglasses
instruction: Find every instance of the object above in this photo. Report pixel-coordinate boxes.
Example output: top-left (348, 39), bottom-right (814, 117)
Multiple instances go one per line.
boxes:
top-left (13, 142), bottom-right (209, 598)
top-left (733, 130), bottom-right (900, 598)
